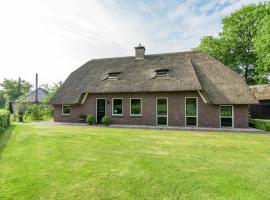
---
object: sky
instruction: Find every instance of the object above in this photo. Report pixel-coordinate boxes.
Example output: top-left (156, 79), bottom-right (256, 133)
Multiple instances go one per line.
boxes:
top-left (0, 0), bottom-right (265, 87)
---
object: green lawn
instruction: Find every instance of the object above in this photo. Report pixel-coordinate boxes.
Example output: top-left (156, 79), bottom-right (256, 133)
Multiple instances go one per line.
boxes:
top-left (10, 114), bottom-right (53, 123)
top-left (1, 124), bottom-right (270, 199)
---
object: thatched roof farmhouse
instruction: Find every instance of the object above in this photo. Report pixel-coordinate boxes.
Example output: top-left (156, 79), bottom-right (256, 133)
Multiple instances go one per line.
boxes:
top-left (51, 45), bottom-right (256, 128)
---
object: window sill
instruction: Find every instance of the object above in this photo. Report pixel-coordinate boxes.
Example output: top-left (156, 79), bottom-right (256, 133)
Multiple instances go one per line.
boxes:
top-left (62, 114), bottom-right (71, 117)
top-left (112, 114), bottom-right (123, 118)
top-left (130, 115), bottom-right (142, 118)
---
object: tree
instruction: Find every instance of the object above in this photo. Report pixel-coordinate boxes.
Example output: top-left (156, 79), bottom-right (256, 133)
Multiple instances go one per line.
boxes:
top-left (0, 91), bottom-right (6, 108)
top-left (254, 12), bottom-right (270, 83)
top-left (196, 36), bottom-right (239, 72)
top-left (196, 2), bottom-right (270, 84)
top-left (42, 82), bottom-right (62, 103)
top-left (0, 78), bottom-right (32, 102)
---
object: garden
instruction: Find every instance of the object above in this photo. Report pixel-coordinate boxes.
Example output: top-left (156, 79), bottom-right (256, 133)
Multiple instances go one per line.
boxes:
top-left (1, 124), bottom-right (270, 199)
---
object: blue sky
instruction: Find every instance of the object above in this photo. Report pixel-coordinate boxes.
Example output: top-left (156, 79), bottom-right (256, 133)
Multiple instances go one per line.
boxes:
top-left (0, 0), bottom-right (265, 86)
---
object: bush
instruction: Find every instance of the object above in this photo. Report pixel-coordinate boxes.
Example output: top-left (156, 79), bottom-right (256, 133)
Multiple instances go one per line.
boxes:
top-left (249, 119), bottom-right (270, 131)
top-left (0, 110), bottom-right (10, 133)
top-left (27, 104), bottom-right (44, 120)
top-left (86, 114), bottom-right (95, 125)
top-left (101, 116), bottom-right (111, 125)
top-left (43, 106), bottom-right (53, 117)
top-left (26, 104), bottom-right (53, 121)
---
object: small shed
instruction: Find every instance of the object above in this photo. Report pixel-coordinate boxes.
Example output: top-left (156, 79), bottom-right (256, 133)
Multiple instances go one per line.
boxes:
top-left (249, 84), bottom-right (270, 119)
top-left (10, 88), bottom-right (48, 113)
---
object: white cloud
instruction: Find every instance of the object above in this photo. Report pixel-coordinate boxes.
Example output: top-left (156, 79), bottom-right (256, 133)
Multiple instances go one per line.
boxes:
top-left (0, 0), bottom-right (266, 86)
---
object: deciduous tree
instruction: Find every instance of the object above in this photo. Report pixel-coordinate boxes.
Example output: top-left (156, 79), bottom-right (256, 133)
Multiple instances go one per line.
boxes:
top-left (196, 2), bottom-right (270, 84)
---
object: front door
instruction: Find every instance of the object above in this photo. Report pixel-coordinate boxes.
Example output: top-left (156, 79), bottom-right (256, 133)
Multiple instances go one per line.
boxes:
top-left (96, 99), bottom-right (106, 123)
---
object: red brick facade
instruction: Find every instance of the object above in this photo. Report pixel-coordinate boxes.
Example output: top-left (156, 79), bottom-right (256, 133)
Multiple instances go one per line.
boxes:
top-left (53, 91), bottom-right (249, 128)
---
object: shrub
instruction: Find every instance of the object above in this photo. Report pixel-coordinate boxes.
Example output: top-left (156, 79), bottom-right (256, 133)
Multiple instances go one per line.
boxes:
top-left (43, 105), bottom-right (53, 117)
top-left (249, 119), bottom-right (270, 131)
top-left (86, 114), bottom-right (95, 125)
top-left (101, 116), bottom-right (111, 125)
top-left (27, 104), bottom-right (44, 120)
top-left (26, 104), bottom-right (53, 121)
top-left (0, 110), bottom-right (10, 133)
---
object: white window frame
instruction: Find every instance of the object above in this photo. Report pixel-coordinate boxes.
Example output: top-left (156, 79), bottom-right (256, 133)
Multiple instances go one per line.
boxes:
top-left (96, 98), bottom-right (106, 123)
top-left (62, 105), bottom-right (71, 116)
top-left (130, 98), bottom-right (142, 117)
top-left (185, 97), bottom-right (198, 127)
top-left (219, 105), bottom-right (234, 128)
top-left (156, 97), bottom-right (168, 126)
top-left (107, 72), bottom-right (120, 80)
top-left (156, 69), bottom-right (169, 77)
top-left (112, 98), bottom-right (123, 116)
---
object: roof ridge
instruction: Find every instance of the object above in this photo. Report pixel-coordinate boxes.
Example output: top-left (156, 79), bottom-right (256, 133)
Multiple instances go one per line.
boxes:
top-left (190, 59), bottom-right (203, 90)
top-left (90, 50), bottom-right (200, 62)
top-left (190, 59), bottom-right (212, 103)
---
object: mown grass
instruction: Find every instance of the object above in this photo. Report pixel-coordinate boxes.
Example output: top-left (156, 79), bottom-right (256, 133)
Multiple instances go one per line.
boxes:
top-left (10, 114), bottom-right (53, 123)
top-left (23, 115), bottom-right (53, 122)
top-left (1, 124), bottom-right (270, 199)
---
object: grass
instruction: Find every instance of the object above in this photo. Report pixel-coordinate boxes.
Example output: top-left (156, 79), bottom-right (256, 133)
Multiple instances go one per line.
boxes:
top-left (1, 124), bottom-right (270, 199)
top-left (10, 114), bottom-right (53, 123)
top-left (23, 115), bottom-right (53, 123)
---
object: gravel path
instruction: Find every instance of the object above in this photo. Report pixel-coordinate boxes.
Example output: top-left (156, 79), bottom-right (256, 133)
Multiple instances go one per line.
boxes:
top-left (12, 121), bottom-right (266, 134)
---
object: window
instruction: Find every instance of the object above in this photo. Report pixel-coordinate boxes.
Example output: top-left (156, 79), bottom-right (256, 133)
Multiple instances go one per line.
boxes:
top-left (62, 105), bottom-right (70, 116)
top-left (185, 98), bottom-right (198, 126)
top-left (130, 98), bottom-right (142, 116)
top-left (112, 98), bottom-right (123, 115)
top-left (220, 105), bottom-right (233, 127)
top-left (107, 72), bottom-right (120, 80)
top-left (156, 69), bottom-right (169, 77)
top-left (156, 98), bottom-right (168, 125)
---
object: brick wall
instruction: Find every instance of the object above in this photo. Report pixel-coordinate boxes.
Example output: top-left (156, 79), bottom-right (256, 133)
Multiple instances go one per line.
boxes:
top-left (53, 91), bottom-right (249, 128)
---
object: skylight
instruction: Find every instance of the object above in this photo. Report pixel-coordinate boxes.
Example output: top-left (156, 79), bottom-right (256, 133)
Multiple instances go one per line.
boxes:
top-left (156, 69), bottom-right (169, 77)
top-left (107, 72), bottom-right (121, 80)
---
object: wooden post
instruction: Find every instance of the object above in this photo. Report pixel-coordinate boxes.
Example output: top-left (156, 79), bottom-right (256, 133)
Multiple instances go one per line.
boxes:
top-left (18, 77), bottom-right (21, 96)
top-left (35, 73), bottom-right (38, 104)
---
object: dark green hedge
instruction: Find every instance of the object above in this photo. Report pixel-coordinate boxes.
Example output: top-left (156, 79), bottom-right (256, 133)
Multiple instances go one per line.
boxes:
top-left (0, 110), bottom-right (10, 133)
top-left (249, 119), bottom-right (270, 131)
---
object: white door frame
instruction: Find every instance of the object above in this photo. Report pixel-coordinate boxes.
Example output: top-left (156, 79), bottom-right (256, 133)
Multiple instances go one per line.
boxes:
top-left (184, 97), bottom-right (198, 127)
top-left (156, 97), bottom-right (168, 126)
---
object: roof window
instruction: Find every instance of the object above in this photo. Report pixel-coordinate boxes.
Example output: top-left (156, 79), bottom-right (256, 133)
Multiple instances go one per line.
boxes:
top-left (107, 72), bottom-right (121, 80)
top-left (156, 69), bottom-right (169, 77)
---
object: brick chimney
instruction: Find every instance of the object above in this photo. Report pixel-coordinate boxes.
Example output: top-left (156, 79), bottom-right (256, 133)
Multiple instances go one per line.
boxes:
top-left (135, 43), bottom-right (145, 60)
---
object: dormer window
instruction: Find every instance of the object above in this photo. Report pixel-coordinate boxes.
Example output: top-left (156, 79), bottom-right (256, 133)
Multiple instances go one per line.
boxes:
top-left (156, 69), bottom-right (169, 77)
top-left (107, 72), bottom-right (121, 80)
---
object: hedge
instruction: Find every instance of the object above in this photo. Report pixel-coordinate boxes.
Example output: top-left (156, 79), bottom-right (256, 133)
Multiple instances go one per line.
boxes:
top-left (249, 119), bottom-right (270, 131)
top-left (0, 110), bottom-right (10, 133)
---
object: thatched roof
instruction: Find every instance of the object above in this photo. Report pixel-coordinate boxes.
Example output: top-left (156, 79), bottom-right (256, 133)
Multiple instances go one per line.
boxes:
top-left (50, 51), bottom-right (257, 105)
top-left (249, 84), bottom-right (270, 100)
